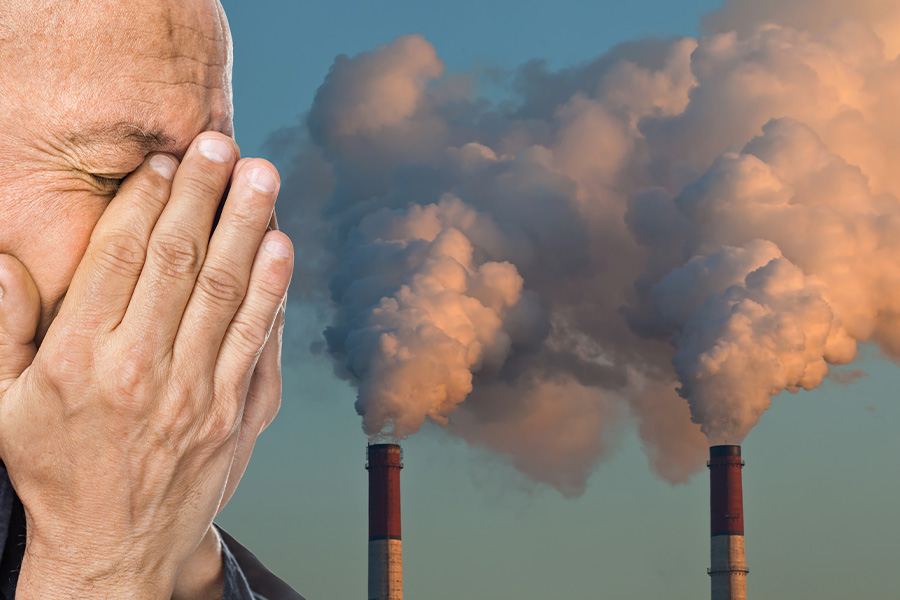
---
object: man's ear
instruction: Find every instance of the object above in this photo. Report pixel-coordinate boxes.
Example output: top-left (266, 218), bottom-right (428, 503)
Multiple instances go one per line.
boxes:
top-left (0, 254), bottom-right (40, 396)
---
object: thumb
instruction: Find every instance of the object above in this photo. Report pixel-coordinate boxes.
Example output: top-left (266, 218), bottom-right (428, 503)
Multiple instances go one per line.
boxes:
top-left (0, 255), bottom-right (40, 396)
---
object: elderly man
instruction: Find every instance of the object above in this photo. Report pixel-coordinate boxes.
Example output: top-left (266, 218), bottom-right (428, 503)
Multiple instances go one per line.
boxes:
top-left (0, 1), bottom-right (302, 598)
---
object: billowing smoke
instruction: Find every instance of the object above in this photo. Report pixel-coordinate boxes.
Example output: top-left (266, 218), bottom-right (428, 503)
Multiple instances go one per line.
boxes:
top-left (273, 0), bottom-right (900, 494)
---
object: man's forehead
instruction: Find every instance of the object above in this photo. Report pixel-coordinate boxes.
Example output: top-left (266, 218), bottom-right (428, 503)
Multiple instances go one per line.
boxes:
top-left (0, 0), bottom-right (231, 81)
top-left (0, 0), bottom-right (234, 161)
top-left (0, 0), bottom-right (224, 34)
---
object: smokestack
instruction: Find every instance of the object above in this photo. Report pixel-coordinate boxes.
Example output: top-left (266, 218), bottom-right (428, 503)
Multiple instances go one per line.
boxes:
top-left (367, 443), bottom-right (404, 600)
top-left (708, 445), bottom-right (748, 599)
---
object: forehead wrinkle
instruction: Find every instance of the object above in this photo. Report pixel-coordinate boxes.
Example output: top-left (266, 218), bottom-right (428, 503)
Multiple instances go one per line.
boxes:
top-left (167, 21), bottom-right (224, 46)
top-left (121, 23), bottom-right (230, 103)
top-left (125, 4), bottom-right (227, 63)
top-left (124, 54), bottom-right (228, 90)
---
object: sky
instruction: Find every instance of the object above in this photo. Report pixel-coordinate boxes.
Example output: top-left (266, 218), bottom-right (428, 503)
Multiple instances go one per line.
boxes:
top-left (215, 1), bottom-right (900, 598)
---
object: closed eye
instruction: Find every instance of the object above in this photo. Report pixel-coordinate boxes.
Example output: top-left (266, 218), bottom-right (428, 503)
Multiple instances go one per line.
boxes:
top-left (90, 173), bottom-right (125, 194)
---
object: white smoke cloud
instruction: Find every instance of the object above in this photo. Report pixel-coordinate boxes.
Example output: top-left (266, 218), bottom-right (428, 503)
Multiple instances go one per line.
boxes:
top-left (274, 4), bottom-right (900, 493)
top-left (658, 245), bottom-right (856, 443)
top-left (328, 198), bottom-right (534, 437)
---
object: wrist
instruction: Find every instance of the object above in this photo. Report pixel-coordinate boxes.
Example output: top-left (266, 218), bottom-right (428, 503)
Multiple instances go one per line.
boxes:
top-left (18, 540), bottom-right (177, 600)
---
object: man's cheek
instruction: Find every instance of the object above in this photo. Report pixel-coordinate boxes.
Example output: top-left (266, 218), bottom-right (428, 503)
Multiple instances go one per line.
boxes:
top-left (23, 195), bottom-right (108, 343)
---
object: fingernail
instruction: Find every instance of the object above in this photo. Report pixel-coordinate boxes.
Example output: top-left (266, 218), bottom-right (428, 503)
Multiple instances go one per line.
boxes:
top-left (248, 168), bottom-right (278, 194)
top-left (149, 155), bottom-right (177, 180)
top-left (264, 240), bottom-right (291, 258)
top-left (0, 284), bottom-right (4, 302)
top-left (197, 138), bottom-right (232, 163)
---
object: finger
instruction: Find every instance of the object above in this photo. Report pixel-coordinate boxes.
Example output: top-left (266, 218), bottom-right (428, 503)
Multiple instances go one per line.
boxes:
top-left (173, 159), bottom-right (280, 377)
top-left (121, 133), bottom-right (238, 352)
top-left (218, 302), bottom-right (284, 513)
top-left (55, 154), bottom-right (178, 333)
top-left (213, 230), bottom-right (292, 409)
top-left (0, 255), bottom-right (40, 397)
top-left (217, 412), bottom-right (261, 514)
top-left (247, 300), bottom-right (284, 435)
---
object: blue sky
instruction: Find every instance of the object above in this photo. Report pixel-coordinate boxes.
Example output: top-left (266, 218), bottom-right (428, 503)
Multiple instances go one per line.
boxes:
top-left (216, 1), bottom-right (900, 597)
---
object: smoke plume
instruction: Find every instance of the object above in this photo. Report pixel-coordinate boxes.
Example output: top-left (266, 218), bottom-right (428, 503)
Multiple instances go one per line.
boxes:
top-left (273, 0), bottom-right (900, 493)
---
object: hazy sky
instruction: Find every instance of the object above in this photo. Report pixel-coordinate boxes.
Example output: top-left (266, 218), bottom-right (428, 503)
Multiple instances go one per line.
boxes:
top-left (216, 1), bottom-right (900, 598)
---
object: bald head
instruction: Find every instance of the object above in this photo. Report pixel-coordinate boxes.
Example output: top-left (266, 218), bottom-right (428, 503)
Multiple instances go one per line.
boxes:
top-left (1, 0), bottom-right (233, 137)
top-left (1, 0), bottom-right (230, 66)
top-left (0, 0), bottom-right (236, 339)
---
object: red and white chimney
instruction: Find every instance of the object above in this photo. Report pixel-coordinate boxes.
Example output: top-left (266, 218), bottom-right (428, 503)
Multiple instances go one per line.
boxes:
top-left (708, 444), bottom-right (748, 600)
top-left (367, 443), bottom-right (403, 600)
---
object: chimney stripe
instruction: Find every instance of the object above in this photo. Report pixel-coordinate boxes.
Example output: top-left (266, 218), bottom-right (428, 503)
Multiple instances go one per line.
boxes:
top-left (367, 443), bottom-right (404, 600)
top-left (708, 444), bottom-right (748, 600)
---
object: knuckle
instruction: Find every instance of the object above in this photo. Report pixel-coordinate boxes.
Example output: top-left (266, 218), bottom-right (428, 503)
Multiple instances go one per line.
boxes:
top-left (157, 380), bottom-right (207, 435)
top-left (149, 232), bottom-right (202, 277)
top-left (41, 346), bottom-right (89, 388)
top-left (222, 205), bottom-right (262, 236)
top-left (229, 315), bottom-right (271, 355)
top-left (202, 401), bottom-right (241, 445)
top-left (92, 232), bottom-right (145, 273)
top-left (258, 277), bottom-right (289, 302)
top-left (180, 171), bottom-right (226, 202)
top-left (125, 178), bottom-right (169, 213)
top-left (196, 264), bottom-right (246, 305)
top-left (112, 354), bottom-right (152, 409)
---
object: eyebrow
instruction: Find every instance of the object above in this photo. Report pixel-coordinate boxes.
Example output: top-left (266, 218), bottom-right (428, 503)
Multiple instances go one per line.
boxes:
top-left (67, 122), bottom-right (180, 156)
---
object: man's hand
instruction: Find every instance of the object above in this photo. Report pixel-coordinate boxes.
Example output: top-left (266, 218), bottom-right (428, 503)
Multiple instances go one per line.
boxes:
top-left (173, 226), bottom-right (288, 600)
top-left (0, 132), bottom-right (293, 598)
